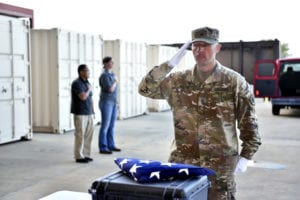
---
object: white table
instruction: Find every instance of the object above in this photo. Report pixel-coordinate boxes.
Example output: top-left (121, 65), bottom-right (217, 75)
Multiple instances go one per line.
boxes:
top-left (39, 190), bottom-right (90, 200)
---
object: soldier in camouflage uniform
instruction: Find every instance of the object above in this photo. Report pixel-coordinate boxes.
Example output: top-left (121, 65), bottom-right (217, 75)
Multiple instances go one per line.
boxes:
top-left (138, 27), bottom-right (261, 200)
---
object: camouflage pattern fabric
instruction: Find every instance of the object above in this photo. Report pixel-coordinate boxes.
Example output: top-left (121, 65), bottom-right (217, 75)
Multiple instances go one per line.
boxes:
top-left (139, 61), bottom-right (261, 200)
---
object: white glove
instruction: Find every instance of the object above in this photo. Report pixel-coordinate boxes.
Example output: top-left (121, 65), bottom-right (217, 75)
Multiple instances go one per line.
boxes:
top-left (234, 157), bottom-right (251, 174)
top-left (168, 40), bottom-right (191, 68)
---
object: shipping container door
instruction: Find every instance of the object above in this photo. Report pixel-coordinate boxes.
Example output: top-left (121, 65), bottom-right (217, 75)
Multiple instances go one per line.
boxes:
top-left (120, 41), bottom-right (131, 118)
top-left (0, 16), bottom-right (31, 143)
top-left (58, 30), bottom-right (75, 132)
top-left (92, 35), bottom-right (102, 124)
top-left (0, 15), bottom-right (13, 142)
top-left (0, 80), bottom-right (13, 143)
top-left (136, 43), bottom-right (147, 114)
top-left (13, 57), bottom-right (31, 137)
top-left (254, 60), bottom-right (278, 97)
top-left (84, 35), bottom-right (102, 124)
top-left (12, 20), bottom-right (31, 137)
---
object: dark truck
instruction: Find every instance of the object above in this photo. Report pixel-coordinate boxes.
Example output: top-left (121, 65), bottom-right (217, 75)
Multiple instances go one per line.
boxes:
top-left (254, 58), bottom-right (300, 115)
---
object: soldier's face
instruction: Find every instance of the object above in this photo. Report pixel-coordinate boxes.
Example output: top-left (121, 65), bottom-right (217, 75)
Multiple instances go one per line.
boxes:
top-left (192, 42), bottom-right (221, 71)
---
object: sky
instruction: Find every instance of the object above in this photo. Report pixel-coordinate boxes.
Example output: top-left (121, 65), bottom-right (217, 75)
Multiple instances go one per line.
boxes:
top-left (2, 0), bottom-right (300, 57)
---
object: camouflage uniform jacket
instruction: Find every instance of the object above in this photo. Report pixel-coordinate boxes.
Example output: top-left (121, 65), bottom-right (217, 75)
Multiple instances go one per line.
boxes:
top-left (138, 61), bottom-right (261, 184)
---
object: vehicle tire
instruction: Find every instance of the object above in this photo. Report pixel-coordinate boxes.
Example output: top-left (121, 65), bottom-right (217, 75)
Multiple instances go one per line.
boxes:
top-left (272, 105), bottom-right (280, 115)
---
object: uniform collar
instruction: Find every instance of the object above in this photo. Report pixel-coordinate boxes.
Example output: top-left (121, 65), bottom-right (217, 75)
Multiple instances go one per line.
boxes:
top-left (190, 61), bottom-right (222, 84)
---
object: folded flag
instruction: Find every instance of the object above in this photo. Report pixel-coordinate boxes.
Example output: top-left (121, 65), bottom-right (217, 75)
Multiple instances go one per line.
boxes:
top-left (114, 157), bottom-right (215, 183)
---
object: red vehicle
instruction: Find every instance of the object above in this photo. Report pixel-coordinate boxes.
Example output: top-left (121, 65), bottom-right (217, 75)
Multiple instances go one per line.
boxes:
top-left (254, 58), bottom-right (300, 115)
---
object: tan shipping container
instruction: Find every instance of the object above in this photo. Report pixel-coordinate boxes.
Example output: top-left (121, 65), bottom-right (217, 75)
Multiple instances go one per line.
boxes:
top-left (31, 28), bottom-right (103, 133)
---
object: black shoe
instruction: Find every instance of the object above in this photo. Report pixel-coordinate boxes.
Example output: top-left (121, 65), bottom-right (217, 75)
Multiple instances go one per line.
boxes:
top-left (100, 150), bottom-right (112, 154)
top-left (111, 147), bottom-right (121, 152)
top-left (85, 157), bottom-right (93, 162)
top-left (76, 158), bottom-right (89, 163)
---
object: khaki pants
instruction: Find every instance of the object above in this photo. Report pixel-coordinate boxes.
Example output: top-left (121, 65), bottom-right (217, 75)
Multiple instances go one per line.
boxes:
top-left (73, 115), bottom-right (94, 159)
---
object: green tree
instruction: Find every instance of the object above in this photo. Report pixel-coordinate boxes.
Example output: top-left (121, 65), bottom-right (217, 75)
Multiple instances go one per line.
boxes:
top-left (281, 43), bottom-right (290, 58)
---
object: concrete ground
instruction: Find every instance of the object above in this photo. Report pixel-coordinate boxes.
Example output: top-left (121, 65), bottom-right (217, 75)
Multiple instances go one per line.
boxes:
top-left (0, 99), bottom-right (299, 200)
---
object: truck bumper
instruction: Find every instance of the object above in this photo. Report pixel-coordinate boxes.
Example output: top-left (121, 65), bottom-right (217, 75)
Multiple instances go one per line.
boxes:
top-left (271, 98), bottom-right (300, 106)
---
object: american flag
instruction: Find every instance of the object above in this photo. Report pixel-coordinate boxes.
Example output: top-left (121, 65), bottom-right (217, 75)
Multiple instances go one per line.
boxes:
top-left (114, 157), bottom-right (215, 183)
